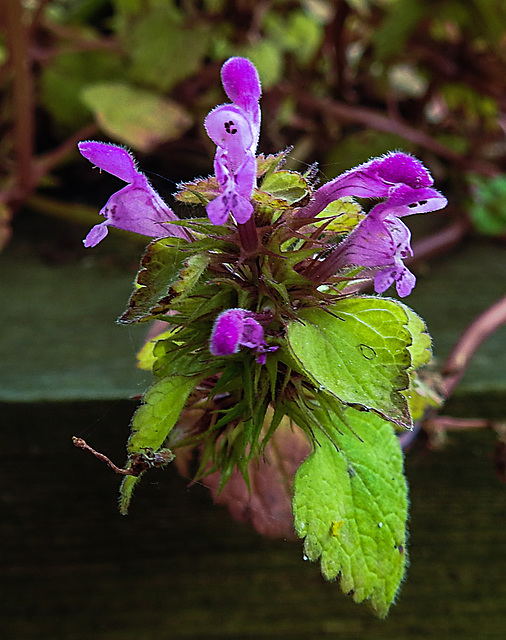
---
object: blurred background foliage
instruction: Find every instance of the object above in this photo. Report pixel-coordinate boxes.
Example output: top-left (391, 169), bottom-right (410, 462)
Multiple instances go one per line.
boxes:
top-left (1, 0), bottom-right (506, 252)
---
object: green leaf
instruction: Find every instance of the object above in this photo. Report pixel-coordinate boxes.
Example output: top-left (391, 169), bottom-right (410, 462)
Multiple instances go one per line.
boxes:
top-left (286, 297), bottom-right (412, 427)
top-left (127, 7), bottom-right (211, 92)
top-left (400, 303), bottom-right (432, 370)
top-left (292, 408), bottom-right (408, 617)
top-left (120, 375), bottom-right (199, 513)
top-left (259, 170), bottom-right (309, 205)
top-left (41, 50), bottom-right (126, 129)
top-left (119, 238), bottom-right (187, 324)
top-left (372, 0), bottom-right (426, 61)
top-left (175, 176), bottom-right (220, 205)
top-left (316, 198), bottom-right (364, 234)
top-left (468, 174), bottom-right (506, 236)
top-left (256, 150), bottom-right (290, 178)
top-left (264, 9), bottom-right (323, 66)
top-left (81, 82), bottom-right (192, 152)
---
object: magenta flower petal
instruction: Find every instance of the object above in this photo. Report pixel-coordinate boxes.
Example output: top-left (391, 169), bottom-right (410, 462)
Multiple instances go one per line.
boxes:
top-left (220, 57), bottom-right (261, 138)
top-left (78, 141), bottom-right (140, 183)
top-left (205, 107), bottom-right (257, 224)
top-left (209, 308), bottom-right (277, 363)
top-left (205, 106), bottom-right (254, 167)
top-left (83, 221), bottom-right (109, 248)
top-left (78, 141), bottom-right (188, 246)
top-left (311, 213), bottom-right (418, 296)
top-left (368, 184), bottom-right (448, 219)
top-left (204, 58), bottom-right (262, 226)
top-left (209, 309), bottom-right (244, 356)
top-left (221, 57), bottom-right (261, 107)
top-left (297, 152), bottom-right (444, 218)
top-left (375, 264), bottom-right (416, 298)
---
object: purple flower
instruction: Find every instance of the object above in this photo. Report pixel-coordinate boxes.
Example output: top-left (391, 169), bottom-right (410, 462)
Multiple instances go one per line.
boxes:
top-left (340, 214), bottom-right (416, 297)
top-left (209, 308), bottom-right (277, 364)
top-left (299, 152), bottom-right (447, 296)
top-left (78, 141), bottom-right (188, 247)
top-left (204, 58), bottom-right (261, 226)
top-left (296, 152), bottom-right (447, 220)
top-left (221, 56), bottom-right (261, 143)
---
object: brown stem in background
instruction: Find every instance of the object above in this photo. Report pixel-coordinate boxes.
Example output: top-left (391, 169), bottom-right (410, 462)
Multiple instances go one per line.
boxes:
top-left (425, 416), bottom-right (498, 432)
top-left (281, 85), bottom-right (499, 177)
top-left (442, 294), bottom-right (506, 399)
top-left (34, 123), bottom-right (98, 179)
top-left (5, 0), bottom-right (35, 205)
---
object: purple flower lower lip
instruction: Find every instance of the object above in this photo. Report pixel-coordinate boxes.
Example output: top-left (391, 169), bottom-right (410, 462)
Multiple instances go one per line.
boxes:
top-left (78, 141), bottom-right (189, 247)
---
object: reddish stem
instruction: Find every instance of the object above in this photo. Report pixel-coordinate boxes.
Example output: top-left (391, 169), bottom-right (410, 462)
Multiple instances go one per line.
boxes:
top-left (5, 0), bottom-right (35, 204)
top-left (281, 85), bottom-right (499, 177)
top-left (237, 215), bottom-right (259, 255)
top-left (442, 294), bottom-right (506, 398)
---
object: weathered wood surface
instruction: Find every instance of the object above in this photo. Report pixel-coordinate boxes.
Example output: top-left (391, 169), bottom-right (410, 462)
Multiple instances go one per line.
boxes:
top-left (1, 402), bottom-right (505, 639)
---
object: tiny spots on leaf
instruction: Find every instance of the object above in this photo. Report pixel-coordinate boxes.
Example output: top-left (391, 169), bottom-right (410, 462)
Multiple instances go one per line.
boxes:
top-left (331, 520), bottom-right (344, 536)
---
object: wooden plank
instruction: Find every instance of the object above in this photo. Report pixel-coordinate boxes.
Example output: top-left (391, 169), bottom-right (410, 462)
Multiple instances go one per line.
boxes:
top-left (1, 402), bottom-right (505, 638)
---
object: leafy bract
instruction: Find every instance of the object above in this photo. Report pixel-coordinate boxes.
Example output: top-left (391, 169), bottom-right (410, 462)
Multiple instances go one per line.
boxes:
top-left (259, 170), bottom-right (309, 205)
top-left (292, 408), bottom-right (408, 617)
top-left (120, 375), bottom-right (199, 514)
top-left (119, 238), bottom-right (189, 324)
top-left (286, 297), bottom-right (412, 427)
top-left (316, 198), bottom-right (364, 234)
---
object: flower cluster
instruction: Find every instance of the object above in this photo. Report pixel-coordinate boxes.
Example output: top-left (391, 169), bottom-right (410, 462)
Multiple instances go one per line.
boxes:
top-left (297, 152), bottom-right (447, 296)
top-left (77, 57), bottom-right (448, 615)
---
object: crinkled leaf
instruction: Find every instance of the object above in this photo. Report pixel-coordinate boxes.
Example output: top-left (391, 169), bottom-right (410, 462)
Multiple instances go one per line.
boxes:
top-left (81, 83), bottom-right (192, 152)
top-left (136, 327), bottom-right (175, 371)
top-left (292, 408), bottom-right (408, 617)
top-left (120, 375), bottom-right (199, 514)
top-left (396, 303), bottom-right (435, 421)
top-left (119, 238), bottom-right (187, 324)
top-left (175, 177), bottom-right (220, 205)
top-left (286, 297), bottom-right (412, 427)
top-left (170, 252), bottom-right (211, 307)
top-left (256, 150), bottom-right (290, 178)
top-left (403, 370), bottom-right (444, 421)
top-left (260, 170), bottom-right (309, 205)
